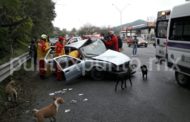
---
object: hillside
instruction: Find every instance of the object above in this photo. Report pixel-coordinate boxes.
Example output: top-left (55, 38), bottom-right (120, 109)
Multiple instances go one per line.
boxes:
top-left (113, 19), bottom-right (147, 32)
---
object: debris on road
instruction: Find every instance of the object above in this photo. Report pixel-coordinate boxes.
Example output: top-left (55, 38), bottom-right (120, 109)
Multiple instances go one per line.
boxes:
top-left (25, 110), bottom-right (30, 114)
top-left (70, 100), bottom-right (77, 104)
top-left (63, 88), bottom-right (67, 91)
top-left (49, 93), bottom-right (55, 96)
top-left (49, 89), bottom-right (67, 96)
top-left (83, 98), bottom-right (88, 102)
top-left (65, 109), bottom-right (71, 113)
top-left (68, 88), bottom-right (73, 91)
top-left (55, 90), bottom-right (62, 94)
top-left (61, 90), bottom-right (66, 94)
top-left (78, 93), bottom-right (84, 96)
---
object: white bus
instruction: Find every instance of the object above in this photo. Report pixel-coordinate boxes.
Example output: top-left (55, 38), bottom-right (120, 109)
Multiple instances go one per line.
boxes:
top-left (167, 2), bottom-right (190, 86)
top-left (155, 10), bottom-right (170, 62)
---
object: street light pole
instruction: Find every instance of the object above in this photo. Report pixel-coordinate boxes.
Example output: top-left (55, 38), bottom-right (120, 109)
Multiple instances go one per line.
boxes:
top-left (112, 3), bottom-right (130, 35)
top-left (112, 4), bottom-right (123, 32)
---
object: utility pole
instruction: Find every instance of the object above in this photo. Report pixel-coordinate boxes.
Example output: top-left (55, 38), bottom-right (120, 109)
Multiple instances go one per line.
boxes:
top-left (112, 3), bottom-right (130, 37)
top-left (112, 4), bottom-right (123, 32)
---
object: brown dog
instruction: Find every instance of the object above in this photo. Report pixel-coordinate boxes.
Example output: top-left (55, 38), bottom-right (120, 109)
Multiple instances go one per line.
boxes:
top-left (33, 97), bottom-right (64, 122)
top-left (5, 80), bottom-right (17, 102)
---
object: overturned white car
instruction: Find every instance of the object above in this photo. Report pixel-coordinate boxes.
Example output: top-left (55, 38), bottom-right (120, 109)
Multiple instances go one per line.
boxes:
top-left (45, 39), bottom-right (136, 82)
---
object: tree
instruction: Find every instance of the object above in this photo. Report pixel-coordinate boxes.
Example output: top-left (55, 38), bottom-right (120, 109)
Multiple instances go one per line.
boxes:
top-left (24, 0), bottom-right (56, 38)
top-left (78, 24), bottom-right (109, 36)
top-left (0, 0), bottom-right (56, 61)
top-left (52, 27), bottom-right (62, 37)
top-left (62, 28), bottom-right (68, 36)
top-left (70, 28), bottom-right (77, 36)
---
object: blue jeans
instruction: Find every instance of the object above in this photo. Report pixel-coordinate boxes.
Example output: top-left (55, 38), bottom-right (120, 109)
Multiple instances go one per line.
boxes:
top-left (133, 45), bottom-right (137, 55)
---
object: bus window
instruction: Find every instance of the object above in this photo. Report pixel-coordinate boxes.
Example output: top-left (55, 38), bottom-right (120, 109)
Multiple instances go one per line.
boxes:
top-left (156, 21), bottom-right (168, 38)
top-left (184, 22), bottom-right (190, 39)
top-left (169, 16), bottom-right (190, 41)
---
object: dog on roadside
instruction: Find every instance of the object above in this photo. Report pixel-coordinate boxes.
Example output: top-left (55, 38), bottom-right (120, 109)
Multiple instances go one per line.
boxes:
top-left (113, 69), bottom-right (132, 91)
top-left (33, 96), bottom-right (64, 122)
top-left (140, 65), bottom-right (148, 80)
top-left (5, 80), bottom-right (17, 102)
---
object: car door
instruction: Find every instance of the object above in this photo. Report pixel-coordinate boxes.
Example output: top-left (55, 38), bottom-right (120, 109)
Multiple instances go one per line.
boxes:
top-left (54, 55), bottom-right (85, 82)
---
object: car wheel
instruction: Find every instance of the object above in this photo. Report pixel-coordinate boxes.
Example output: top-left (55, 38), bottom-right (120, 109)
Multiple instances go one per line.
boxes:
top-left (175, 71), bottom-right (188, 87)
top-left (145, 44), bottom-right (147, 47)
top-left (90, 68), bottom-right (104, 80)
top-left (128, 44), bottom-right (131, 47)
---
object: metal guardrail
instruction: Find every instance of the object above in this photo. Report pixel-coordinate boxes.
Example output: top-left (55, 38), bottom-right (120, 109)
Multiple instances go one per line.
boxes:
top-left (0, 53), bottom-right (30, 83)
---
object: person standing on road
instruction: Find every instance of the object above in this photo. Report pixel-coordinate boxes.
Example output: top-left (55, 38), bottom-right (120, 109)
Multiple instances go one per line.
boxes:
top-left (37, 34), bottom-right (49, 78)
top-left (117, 35), bottom-right (123, 52)
top-left (55, 36), bottom-right (65, 56)
top-left (100, 33), bottom-right (105, 42)
top-left (29, 38), bottom-right (37, 67)
top-left (132, 36), bottom-right (138, 56)
top-left (55, 36), bottom-right (65, 80)
top-left (105, 31), bottom-right (119, 51)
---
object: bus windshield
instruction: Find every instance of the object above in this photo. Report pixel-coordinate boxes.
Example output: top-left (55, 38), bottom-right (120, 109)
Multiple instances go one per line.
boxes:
top-left (156, 21), bottom-right (168, 38)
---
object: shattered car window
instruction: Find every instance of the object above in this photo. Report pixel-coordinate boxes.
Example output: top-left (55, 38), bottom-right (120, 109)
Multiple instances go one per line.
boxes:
top-left (81, 39), bottom-right (107, 57)
top-left (55, 56), bottom-right (81, 69)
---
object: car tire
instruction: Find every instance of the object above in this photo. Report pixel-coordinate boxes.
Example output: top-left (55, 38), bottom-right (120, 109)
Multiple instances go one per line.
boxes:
top-left (128, 44), bottom-right (131, 47)
top-left (145, 44), bottom-right (147, 47)
top-left (175, 71), bottom-right (188, 87)
top-left (90, 68), bottom-right (104, 81)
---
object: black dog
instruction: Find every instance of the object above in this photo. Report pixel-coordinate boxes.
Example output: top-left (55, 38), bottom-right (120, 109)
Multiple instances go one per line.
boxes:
top-left (140, 65), bottom-right (148, 80)
top-left (112, 69), bottom-right (132, 91)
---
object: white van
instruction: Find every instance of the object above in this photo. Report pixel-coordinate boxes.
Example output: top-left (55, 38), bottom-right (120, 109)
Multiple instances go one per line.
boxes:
top-left (155, 10), bottom-right (170, 62)
top-left (167, 2), bottom-right (190, 86)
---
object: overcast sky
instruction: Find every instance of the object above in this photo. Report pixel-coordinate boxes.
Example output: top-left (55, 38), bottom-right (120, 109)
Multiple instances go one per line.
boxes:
top-left (52, 0), bottom-right (186, 31)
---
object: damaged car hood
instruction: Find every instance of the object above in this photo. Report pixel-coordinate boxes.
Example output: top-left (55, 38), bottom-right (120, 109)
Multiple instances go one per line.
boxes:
top-left (92, 50), bottom-right (130, 66)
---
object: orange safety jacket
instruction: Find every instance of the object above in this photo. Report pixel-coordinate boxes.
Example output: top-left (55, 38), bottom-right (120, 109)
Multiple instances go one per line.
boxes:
top-left (55, 41), bottom-right (65, 56)
top-left (37, 40), bottom-right (47, 59)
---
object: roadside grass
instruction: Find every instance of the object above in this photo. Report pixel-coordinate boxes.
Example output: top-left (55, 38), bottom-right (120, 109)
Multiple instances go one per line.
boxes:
top-left (0, 85), bottom-right (6, 115)
top-left (0, 60), bottom-right (33, 118)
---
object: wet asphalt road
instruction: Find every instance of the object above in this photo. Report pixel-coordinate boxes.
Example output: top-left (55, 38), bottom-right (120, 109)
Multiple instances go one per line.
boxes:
top-left (21, 43), bottom-right (190, 122)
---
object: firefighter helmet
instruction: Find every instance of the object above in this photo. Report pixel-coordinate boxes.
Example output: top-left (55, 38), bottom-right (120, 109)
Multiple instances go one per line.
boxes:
top-left (41, 34), bottom-right (47, 39)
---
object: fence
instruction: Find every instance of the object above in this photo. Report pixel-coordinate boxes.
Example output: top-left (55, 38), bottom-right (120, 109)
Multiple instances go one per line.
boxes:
top-left (0, 53), bottom-right (30, 82)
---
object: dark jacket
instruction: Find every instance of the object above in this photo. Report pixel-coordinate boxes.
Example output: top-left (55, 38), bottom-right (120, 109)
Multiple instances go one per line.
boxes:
top-left (117, 36), bottom-right (123, 48)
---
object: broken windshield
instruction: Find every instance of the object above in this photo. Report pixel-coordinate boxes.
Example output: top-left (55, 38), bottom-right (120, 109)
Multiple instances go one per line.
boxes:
top-left (80, 39), bottom-right (107, 57)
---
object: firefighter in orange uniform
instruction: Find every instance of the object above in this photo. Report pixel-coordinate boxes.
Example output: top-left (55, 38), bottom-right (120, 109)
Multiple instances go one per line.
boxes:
top-left (55, 36), bottom-right (65, 80)
top-left (37, 34), bottom-right (49, 78)
top-left (55, 36), bottom-right (65, 56)
top-left (45, 36), bottom-right (51, 75)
